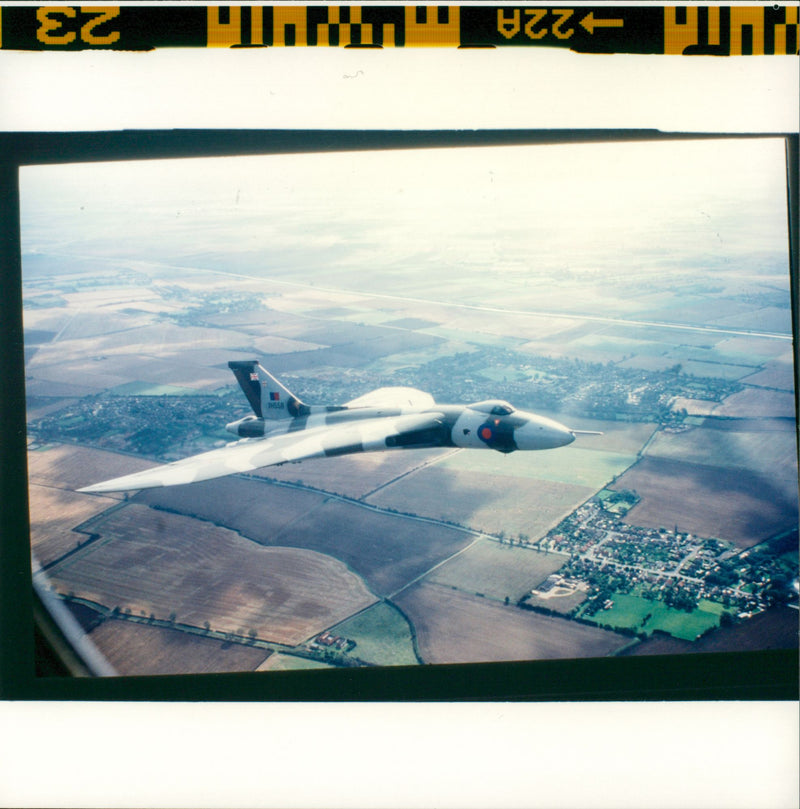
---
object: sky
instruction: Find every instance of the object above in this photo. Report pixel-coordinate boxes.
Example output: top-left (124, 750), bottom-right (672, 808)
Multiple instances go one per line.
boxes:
top-left (21, 136), bottom-right (790, 293)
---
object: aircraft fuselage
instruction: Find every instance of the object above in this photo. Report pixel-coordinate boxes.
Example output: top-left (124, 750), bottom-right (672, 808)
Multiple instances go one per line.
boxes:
top-left (80, 362), bottom-right (587, 493)
top-left (226, 399), bottom-right (574, 455)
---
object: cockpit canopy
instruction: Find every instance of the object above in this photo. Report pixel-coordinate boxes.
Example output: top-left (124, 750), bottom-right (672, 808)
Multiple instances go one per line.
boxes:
top-left (468, 399), bottom-right (516, 416)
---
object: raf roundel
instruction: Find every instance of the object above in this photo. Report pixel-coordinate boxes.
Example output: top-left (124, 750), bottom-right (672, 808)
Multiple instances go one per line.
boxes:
top-left (480, 425), bottom-right (493, 440)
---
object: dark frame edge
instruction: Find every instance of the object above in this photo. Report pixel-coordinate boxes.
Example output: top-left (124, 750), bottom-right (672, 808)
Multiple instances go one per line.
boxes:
top-left (2, 129), bottom-right (798, 702)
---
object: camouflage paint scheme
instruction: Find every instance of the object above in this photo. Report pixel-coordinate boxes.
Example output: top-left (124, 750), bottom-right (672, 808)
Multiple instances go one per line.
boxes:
top-left (79, 360), bottom-right (579, 493)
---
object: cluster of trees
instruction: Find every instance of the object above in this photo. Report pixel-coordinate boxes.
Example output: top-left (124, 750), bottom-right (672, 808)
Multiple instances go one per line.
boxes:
top-left (661, 584), bottom-right (700, 613)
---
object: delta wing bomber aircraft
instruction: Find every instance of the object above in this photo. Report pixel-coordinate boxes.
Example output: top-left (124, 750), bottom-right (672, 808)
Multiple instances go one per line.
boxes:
top-left (79, 360), bottom-right (599, 493)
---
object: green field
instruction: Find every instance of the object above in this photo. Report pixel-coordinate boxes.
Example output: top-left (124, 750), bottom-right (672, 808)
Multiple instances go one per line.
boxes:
top-left (329, 600), bottom-right (419, 666)
top-left (666, 345), bottom-right (764, 369)
top-left (697, 598), bottom-right (729, 616)
top-left (427, 539), bottom-right (567, 602)
top-left (596, 488), bottom-right (639, 515)
top-left (569, 334), bottom-right (664, 360)
top-left (266, 653), bottom-right (334, 671)
top-left (419, 326), bottom-right (525, 348)
top-left (679, 360), bottom-right (754, 381)
top-left (438, 445), bottom-right (637, 490)
top-left (341, 310), bottom-right (394, 326)
top-left (581, 592), bottom-right (723, 641)
top-left (109, 382), bottom-right (205, 396)
top-left (479, 366), bottom-right (529, 383)
top-left (368, 343), bottom-right (476, 374)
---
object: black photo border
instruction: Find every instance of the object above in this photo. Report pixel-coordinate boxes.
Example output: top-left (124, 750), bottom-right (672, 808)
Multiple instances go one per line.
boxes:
top-left (1, 127), bottom-right (797, 702)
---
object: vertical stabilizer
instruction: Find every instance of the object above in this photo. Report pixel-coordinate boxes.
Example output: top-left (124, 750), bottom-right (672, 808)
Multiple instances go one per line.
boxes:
top-left (228, 360), bottom-right (304, 419)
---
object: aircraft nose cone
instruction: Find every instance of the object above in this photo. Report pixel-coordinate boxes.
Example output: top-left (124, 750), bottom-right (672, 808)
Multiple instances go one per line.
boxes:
top-left (516, 415), bottom-right (575, 450)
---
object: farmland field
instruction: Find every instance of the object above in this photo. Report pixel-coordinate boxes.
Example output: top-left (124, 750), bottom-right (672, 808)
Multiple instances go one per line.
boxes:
top-left (718, 336), bottom-right (792, 362)
top-left (88, 619), bottom-right (271, 675)
top-left (257, 653), bottom-right (333, 671)
top-left (618, 355), bottom-right (684, 374)
top-left (27, 444), bottom-right (157, 498)
top-left (643, 422), bottom-right (798, 502)
top-left (596, 322), bottom-right (728, 348)
top-left (138, 477), bottom-right (473, 597)
top-left (394, 582), bottom-right (629, 664)
top-left (413, 325), bottom-right (523, 349)
top-left (46, 504), bottom-right (378, 646)
top-left (28, 484), bottom-right (117, 567)
top-left (613, 457), bottom-right (797, 547)
top-left (664, 344), bottom-right (765, 369)
top-left (669, 398), bottom-right (718, 416)
top-left (716, 305), bottom-right (792, 334)
top-left (743, 360), bottom-right (795, 390)
top-left (713, 388), bottom-right (796, 419)
top-left (367, 466), bottom-right (593, 539)
top-left (621, 605), bottom-right (799, 656)
top-left (108, 382), bottom-right (206, 396)
top-left (558, 419), bottom-right (657, 455)
top-left (32, 321), bottom-right (251, 365)
top-left (253, 447), bottom-right (458, 500)
top-left (580, 592), bottom-right (722, 641)
top-left (437, 444), bottom-right (637, 490)
top-left (137, 476), bottom-right (326, 538)
top-left (566, 334), bottom-right (658, 363)
top-left (329, 601), bottom-right (419, 666)
top-left (30, 351), bottom-right (231, 394)
top-left (679, 360), bottom-right (755, 381)
top-left (425, 539), bottom-right (568, 603)
top-left (277, 499), bottom-right (474, 597)
top-left (367, 344), bottom-right (476, 375)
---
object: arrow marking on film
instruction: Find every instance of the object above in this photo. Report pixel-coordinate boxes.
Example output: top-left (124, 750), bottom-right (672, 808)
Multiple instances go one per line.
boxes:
top-left (580, 12), bottom-right (624, 34)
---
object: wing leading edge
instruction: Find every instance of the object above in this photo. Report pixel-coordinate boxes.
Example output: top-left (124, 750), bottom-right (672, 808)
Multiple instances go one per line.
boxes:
top-left (78, 412), bottom-right (444, 493)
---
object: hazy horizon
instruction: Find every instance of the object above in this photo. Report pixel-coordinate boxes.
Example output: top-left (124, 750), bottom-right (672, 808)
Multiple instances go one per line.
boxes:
top-left (21, 138), bottom-right (790, 300)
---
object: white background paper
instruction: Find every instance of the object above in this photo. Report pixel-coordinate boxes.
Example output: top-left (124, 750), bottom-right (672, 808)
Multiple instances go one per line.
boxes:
top-left (1, 4), bottom-right (798, 807)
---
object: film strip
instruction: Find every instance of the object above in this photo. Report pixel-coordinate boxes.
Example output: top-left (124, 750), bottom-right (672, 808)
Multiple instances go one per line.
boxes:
top-left (0, 6), bottom-right (797, 53)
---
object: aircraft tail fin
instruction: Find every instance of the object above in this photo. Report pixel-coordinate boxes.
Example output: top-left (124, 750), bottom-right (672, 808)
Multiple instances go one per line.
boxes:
top-left (228, 360), bottom-right (305, 419)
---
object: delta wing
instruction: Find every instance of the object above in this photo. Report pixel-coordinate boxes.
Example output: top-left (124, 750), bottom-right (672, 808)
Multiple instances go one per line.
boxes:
top-left (79, 412), bottom-right (445, 493)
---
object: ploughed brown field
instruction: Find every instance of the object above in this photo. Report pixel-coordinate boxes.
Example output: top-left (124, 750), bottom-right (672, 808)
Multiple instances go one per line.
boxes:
top-left (138, 477), bottom-right (473, 598)
top-left (137, 475), bottom-right (325, 541)
top-left (393, 582), bottom-right (629, 664)
top-left (89, 620), bottom-right (272, 675)
top-left (613, 457), bottom-right (798, 548)
top-left (46, 504), bottom-right (377, 646)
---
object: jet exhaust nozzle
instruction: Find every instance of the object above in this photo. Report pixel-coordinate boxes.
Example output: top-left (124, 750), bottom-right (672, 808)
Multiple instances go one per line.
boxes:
top-left (226, 416), bottom-right (266, 437)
